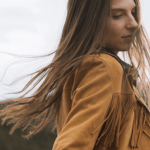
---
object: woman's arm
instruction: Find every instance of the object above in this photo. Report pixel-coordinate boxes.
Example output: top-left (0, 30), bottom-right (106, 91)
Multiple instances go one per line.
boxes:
top-left (52, 57), bottom-right (113, 150)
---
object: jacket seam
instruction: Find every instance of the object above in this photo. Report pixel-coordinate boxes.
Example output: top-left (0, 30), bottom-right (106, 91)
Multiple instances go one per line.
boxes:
top-left (71, 56), bottom-right (114, 100)
top-left (88, 55), bottom-right (113, 81)
top-left (93, 56), bottom-right (113, 94)
top-left (63, 55), bottom-right (117, 95)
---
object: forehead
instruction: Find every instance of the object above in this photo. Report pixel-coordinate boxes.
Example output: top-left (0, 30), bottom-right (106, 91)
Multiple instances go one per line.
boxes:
top-left (111, 0), bottom-right (135, 9)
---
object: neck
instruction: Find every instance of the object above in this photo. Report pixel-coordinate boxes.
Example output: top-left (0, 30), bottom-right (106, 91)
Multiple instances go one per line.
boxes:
top-left (103, 47), bottom-right (118, 55)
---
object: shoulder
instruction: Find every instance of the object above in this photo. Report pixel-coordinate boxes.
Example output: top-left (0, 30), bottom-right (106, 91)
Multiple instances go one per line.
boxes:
top-left (78, 53), bottom-right (124, 93)
top-left (96, 53), bottom-right (124, 81)
top-left (64, 53), bottom-right (124, 93)
top-left (79, 53), bottom-right (123, 75)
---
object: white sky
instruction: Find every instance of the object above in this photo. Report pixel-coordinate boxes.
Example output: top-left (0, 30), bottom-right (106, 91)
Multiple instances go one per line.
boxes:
top-left (0, 0), bottom-right (149, 101)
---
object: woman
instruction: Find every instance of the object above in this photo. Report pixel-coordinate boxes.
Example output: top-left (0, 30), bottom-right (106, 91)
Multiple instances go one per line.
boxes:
top-left (0, 0), bottom-right (150, 149)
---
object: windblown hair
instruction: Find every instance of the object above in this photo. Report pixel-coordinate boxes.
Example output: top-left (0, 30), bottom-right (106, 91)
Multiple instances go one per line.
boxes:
top-left (0, 0), bottom-right (150, 139)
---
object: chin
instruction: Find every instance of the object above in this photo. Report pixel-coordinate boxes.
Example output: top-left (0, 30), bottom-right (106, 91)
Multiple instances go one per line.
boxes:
top-left (117, 45), bottom-right (130, 52)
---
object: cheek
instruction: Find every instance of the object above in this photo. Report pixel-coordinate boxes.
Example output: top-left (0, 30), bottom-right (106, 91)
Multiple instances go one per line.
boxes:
top-left (106, 20), bottom-right (130, 50)
top-left (110, 21), bottom-right (123, 38)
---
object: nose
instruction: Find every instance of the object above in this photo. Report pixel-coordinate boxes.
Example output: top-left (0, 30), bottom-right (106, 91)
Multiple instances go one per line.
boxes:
top-left (126, 14), bottom-right (138, 30)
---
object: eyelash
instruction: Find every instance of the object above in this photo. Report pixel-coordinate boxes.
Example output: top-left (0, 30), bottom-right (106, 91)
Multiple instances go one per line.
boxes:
top-left (113, 12), bottom-right (136, 19)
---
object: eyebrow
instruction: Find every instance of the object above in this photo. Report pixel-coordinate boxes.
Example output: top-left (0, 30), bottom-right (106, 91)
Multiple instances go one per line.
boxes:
top-left (111, 5), bottom-right (136, 12)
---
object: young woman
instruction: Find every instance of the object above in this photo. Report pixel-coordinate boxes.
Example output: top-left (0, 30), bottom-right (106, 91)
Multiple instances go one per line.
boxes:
top-left (0, 0), bottom-right (150, 149)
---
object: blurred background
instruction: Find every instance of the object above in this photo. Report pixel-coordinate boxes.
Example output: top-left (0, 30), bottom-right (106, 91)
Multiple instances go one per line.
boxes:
top-left (0, 0), bottom-right (149, 149)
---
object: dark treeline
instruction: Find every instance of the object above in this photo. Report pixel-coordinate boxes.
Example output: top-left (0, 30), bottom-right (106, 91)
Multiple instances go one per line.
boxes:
top-left (0, 100), bottom-right (57, 150)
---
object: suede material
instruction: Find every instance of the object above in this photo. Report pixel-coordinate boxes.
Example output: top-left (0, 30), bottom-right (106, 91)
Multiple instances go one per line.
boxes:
top-left (52, 52), bottom-right (150, 150)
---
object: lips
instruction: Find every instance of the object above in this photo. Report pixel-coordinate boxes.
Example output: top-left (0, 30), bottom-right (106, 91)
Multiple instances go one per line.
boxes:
top-left (122, 36), bottom-right (133, 42)
top-left (122, 34), bottom-right (133, 38)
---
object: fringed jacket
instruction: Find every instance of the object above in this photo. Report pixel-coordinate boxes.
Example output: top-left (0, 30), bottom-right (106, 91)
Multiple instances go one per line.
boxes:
top-left (52, 48), bottom-right (150, 150)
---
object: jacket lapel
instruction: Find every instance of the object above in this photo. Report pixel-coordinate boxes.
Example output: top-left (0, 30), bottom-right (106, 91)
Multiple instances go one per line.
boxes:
top-left (101, 47), bottom-right (133, 68)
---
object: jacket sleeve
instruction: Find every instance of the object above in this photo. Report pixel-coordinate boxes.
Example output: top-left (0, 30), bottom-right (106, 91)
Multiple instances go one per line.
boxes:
top-left (52, 57), bottom-right (113, 150)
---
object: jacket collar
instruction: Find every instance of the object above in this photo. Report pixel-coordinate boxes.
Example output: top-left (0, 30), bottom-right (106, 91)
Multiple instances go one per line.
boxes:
top-left (101, 47), bottom-right (133, 69)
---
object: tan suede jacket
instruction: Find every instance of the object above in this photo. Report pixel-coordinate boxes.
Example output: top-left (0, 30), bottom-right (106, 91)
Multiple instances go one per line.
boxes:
top-left (52, 49), bottom-right (150, 150)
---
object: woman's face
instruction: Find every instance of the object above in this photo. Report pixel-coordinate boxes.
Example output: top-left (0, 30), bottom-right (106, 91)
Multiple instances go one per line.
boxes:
top-left (105, 0), bottom-right (138, 54)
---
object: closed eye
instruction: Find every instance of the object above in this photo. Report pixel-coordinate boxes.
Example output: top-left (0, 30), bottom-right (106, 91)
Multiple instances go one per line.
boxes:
top-left (113, 11), bottom-right (136, 19)
top-left (112, 5), bottom-right (137, 20)
top-left (113, 15), bottom-right (123, 19)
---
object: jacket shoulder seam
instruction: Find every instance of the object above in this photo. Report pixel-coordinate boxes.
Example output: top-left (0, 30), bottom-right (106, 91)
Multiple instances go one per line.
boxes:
top-left (78, 55), bottom-right (113, 94)
top-left (91, 56), bottom-right (113, 83)
top-left (90, 55), bottom-right (123, 93)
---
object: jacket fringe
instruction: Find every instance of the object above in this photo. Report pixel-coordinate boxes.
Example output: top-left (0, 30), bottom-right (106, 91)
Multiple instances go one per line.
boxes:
top-left (130, 98), bottom-right (149, 148)
top-left (94, 93), bottom-right (147, 148)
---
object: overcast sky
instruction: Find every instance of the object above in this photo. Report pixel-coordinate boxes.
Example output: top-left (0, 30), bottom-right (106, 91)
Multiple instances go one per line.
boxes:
top-left (0, 0), bottom-right (149, 101)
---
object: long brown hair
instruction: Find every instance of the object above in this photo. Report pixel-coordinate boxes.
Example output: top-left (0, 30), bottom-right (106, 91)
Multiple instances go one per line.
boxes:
top-left (0, 0), bottom-right (150, 139)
